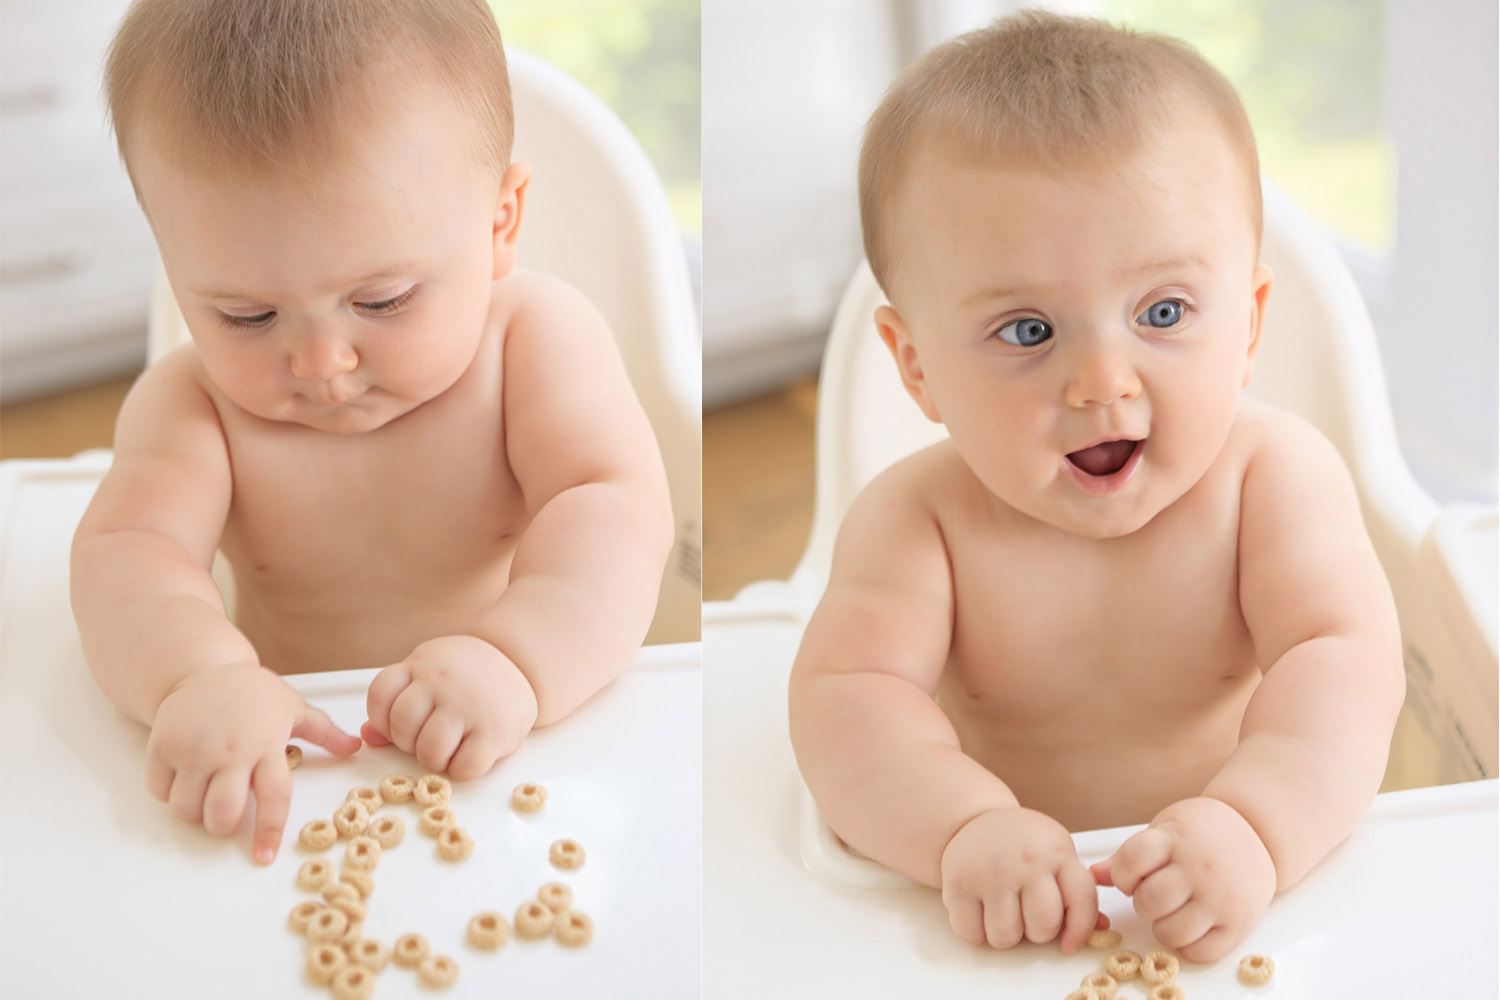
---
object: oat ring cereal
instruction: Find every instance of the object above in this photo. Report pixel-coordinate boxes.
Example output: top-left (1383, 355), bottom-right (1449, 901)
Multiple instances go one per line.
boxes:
top-left (549, 838), bottom-right (585, 869)
top-left (306, 906), bottom-right (351, 942)
top-left (288, 900), bottom-right (323, 934)
top-left (330, 964), bottom-right (375, 1000)
top-left (1104, 950), bottom-right (1142, 982)
top-left (378, 773), bottom-right (416, 803)
top-left (511, 782), bottom-right (547, 813)
top-left (418, 954), bottom-right (460, 988)
top-left (285, 744), bottom-right (303, 770)
top-left (332, 801), bottom-right (370, 839)
top-left (413, 774), bottom-right (452, 807)
top-left (538, 882), bottom-right (573, 913)
top-left (368, 814), bottom-right (405, 849)
top-left (321, 882), bottom-right (359, 907)
top-left (515, 901), bottom-right (556, 939)
top-left (1238, 953), bottom-right (1275, 985)
top-left (1079, 972), bottom-right (1118, 998)
top-left (338, 869), bottom-right (375, 900)
top-left (346, 938), bottom-right (389, 972)
top-left (306, 943), bottom-right (348, 985)
top-left (419, 806), bottom-right (457, 837)
top-left (343, 836), bottom-right (381, 872)
top-left (1147, 987), bottom-right (1185, 1000)
top-left (297, 859), bottom-right (335, 891)
top-left (555, 910), bottom-right (594, 947)
top-left (393, 933), bottom-right (431, 968)
top-left (329, 895), bottom-right (366, 923)
top-left (345, 787), bottom-right (383, 813)
top-left (1087, 928), bottom-right (1122, 950)
top-left (437, 826), bottom-right (475, 861)
top-left (467, 911), bottom-right (510, 950)
top-left (1140, 952), bottom-right (1179, 985)
top-left (299, 819), bottom-right (337, 851)
top-left (1062, 992), bottom-right (1098, 1000)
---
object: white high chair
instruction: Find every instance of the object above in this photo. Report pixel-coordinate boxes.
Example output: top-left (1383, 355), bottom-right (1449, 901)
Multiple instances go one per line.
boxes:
top-left (0, 50), bottom-right (701, 999)
top-left (141, 48), bottom-right (702, 644)
top-left (701, 181), bottom-right (1498, 998)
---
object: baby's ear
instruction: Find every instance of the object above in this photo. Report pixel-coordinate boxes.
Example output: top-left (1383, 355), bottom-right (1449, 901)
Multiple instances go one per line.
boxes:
top-left (875, 305), bottom-right (942, 423)
top-left (1242, 263), bottom-right (1273, 387)
top-left (491, 162), bottom-right (532, 280)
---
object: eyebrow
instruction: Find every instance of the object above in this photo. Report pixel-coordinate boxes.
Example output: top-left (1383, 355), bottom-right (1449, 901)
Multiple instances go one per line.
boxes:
top-left (960, 254), bottom-right (1212, 309)
top-left (189, 262), bottom-right (424, 301)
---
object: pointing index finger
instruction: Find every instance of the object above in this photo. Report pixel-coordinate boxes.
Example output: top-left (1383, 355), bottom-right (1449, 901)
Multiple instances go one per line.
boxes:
top-left (250, 752), bottom-right (292, 865)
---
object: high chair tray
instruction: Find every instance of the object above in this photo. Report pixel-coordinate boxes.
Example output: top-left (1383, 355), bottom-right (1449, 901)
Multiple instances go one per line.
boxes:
top-left (0, 456), bottom-right (701, 999)
top-left (704, 604), bottom-right (1498, 998)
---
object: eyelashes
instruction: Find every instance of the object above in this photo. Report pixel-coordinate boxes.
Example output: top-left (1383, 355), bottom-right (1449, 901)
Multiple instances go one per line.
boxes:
top-left (215, 286), bottom-right (419, 329)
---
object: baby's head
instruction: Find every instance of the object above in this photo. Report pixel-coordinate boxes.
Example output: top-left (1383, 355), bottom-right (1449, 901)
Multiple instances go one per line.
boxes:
top-left (105, 0), bottom-right (528, 434)
top-left (860, 11), bottom-right (1274, 538)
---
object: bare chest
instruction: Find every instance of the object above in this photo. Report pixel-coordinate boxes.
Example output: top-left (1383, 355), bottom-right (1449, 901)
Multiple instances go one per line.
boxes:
top-left (216, 383), bottom-right (525, 640)
top-left (941, 471), bottom-right (1259, 733)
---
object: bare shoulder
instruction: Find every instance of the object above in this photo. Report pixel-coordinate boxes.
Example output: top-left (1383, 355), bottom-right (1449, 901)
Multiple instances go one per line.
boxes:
top-left (495, 268), bottom-right (608, 343)
top-left (111, 344), bottom-right (226, 456)
top-left (1232, 398), bottom-right (1348, 471)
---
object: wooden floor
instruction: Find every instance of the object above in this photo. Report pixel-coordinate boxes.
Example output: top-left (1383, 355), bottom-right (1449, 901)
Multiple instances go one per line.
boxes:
top-left (0, 371), bottom-right (818, 603)
top-left (0, 374), bottom-right (140, 459)
top-left (702, 378), bottom-right (818, 600)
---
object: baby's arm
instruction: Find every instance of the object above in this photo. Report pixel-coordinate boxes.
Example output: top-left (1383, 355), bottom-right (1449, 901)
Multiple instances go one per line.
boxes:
top-left (363, 273), bottom-right (673, 776)
top-left (789, 457), bottom-right (1099, 953)
top-left (71, 352), bottom-right (359, 860)
top-left (1103, 412), bottom-right (1404, 959)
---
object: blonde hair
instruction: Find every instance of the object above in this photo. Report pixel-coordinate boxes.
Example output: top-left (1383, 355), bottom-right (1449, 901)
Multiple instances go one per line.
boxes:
top-left (859, 10), bottom-right (1261, 294)
top-left (104, 0), bottom-right (512, 196)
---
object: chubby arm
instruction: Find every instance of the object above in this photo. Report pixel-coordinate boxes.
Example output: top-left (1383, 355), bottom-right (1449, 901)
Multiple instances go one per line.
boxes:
top-left (1204, 413), bottom-right (1404, 889)
top-left (70, 350), bottom-right (255, 722)
top-left (71, 351), bottom-right (359, 861)
top-left (474, 274), bottom-right (673, 725)
top-left (790, 455), bottom-right (1100, 951)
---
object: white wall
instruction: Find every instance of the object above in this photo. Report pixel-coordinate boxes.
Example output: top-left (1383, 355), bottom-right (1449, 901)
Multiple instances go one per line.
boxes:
top-left (0, 0), bottom-right (155, 403)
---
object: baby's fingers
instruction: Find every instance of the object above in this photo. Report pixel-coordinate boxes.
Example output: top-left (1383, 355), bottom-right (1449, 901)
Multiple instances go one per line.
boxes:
top-left (1107, 828), bottom-right (1174, 896)
top-left (292, 703), bottom-right (362, 758)
top-left (202, 767), bottom-right (251, 836)
top-left (944, 892), bottom-right (987, 948)
top-left (1056, 864), bottom-right (1101, 954)
top-left (250, 752), bottom-right (292, 865)
top-left (1019, 875), bottom-right (1065, 945)
top-left (413, 706), bottom-right (466, 775)
top-left (365, 663), bottom-right (413, 746)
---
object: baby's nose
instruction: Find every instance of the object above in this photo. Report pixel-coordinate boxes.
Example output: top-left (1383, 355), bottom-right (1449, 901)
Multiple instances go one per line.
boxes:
top-left (290, 333), bottom-right (358, 381)
top-left (1064, 346), bottom-right (1141, 408)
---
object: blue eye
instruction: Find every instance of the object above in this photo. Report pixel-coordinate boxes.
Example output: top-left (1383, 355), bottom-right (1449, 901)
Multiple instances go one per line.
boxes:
top-left (996, 317), bottom-right (1053, 346)
top-left (1138, 299), bottom-right (1184, 328)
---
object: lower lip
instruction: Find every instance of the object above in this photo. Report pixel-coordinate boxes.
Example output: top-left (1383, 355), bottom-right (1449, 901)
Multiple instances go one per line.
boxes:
top-left (1064, 440), bottom-right (1144, 496)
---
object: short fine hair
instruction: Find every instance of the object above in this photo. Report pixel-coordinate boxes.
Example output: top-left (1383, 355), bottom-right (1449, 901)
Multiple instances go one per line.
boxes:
top-left (104, 0), bottom-right (512, 194)
top-left (858, 9), bottom-right (1261, 294)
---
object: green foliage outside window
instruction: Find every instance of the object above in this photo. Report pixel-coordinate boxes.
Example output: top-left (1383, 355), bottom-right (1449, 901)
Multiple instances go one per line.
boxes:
top-left (1102, 0), bottom-right (1392, 252)
top-left (488, 0), bottom-right (702, 237)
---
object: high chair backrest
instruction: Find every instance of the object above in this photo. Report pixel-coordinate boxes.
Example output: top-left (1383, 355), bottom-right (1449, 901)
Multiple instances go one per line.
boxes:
top-left (790, 180), bottom-right (1437, 600)
top-left (145, 49), bottom-right (702, 643)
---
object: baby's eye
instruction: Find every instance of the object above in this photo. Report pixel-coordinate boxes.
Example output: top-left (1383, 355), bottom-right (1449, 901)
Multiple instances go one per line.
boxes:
top-left (218, 310), bottom-right (275, 329)
top-left (995, 317), bottom-right (1053, 347)
top-left (356, 287), bottom-right (417, 315)
top-left (1137, 299), bottom-right (1185, 329)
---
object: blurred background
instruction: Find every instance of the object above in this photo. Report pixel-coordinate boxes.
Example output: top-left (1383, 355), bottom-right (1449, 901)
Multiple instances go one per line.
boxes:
top-left (0, 0), bottom-right (702, 456)
top-left (702, 0), bottom-right (1498, 599)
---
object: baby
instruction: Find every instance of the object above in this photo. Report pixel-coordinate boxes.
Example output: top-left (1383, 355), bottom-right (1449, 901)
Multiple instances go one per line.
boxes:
top-left (788, 12), bottom-right (1404, 963)
top-left (71, 0), bottom-right (672, 865)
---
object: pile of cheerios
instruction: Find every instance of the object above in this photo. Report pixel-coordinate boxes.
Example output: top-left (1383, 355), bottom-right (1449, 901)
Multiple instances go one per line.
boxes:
top-left (1059, 928), bottom-right (1273, 999)
top-left (284, 753), bottom-right (593, 997)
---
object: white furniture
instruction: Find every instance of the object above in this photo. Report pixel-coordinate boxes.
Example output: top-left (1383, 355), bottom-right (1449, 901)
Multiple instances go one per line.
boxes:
top-left (0, 455), bottom-right (700, 999)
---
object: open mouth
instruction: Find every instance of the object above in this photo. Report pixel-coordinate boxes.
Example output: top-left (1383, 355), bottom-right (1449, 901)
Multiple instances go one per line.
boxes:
top-left (1066, 439), bottom-right (1142, 478)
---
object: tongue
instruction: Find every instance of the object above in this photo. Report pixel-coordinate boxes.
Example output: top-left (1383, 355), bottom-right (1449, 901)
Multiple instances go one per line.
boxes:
top-left (1068, 440), bottom-right (1135, 477)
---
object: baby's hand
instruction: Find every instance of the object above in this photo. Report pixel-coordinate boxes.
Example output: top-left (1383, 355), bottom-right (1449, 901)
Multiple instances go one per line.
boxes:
top-left (939, 806), bottom-right (1101, 953)
top-left (361, 635), bottom-right (539, 781)
top-left (145, 663), bottom-right (362, 864)
top-left (1092, 796), bottom-right (1276, 962)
